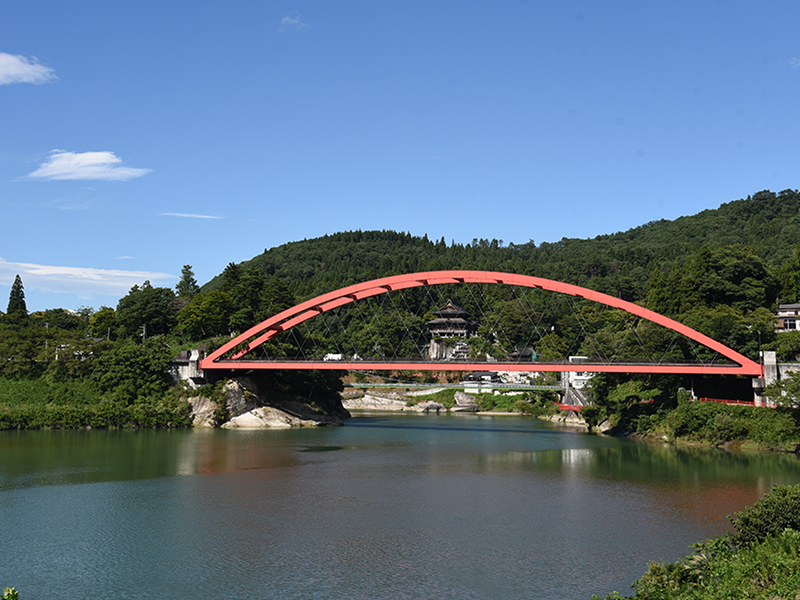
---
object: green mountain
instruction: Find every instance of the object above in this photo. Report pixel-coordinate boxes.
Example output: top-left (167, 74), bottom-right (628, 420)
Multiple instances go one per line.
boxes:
top-left (205, 188), bottom-right (800, 305)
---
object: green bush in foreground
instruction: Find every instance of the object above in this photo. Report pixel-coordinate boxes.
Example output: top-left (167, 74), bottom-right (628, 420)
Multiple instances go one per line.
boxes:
top-left (728, 483), bottom-right (800, 550)
top-left (3, 588), bottom-right (19, 600)
top-left (593, 484), bottom-right (800, 599)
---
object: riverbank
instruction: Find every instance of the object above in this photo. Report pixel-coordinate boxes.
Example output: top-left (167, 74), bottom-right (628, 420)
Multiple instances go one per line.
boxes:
top-left (4, 376), bottom-right (798, 452)
top-left (0, 374), bottom-right (349, 430)
top-left (591, 397), bottom-right (800, 453)
top-left (341, 386), bottom-right (559, 416)
top-left (342, 387), bottom-right (800, 453)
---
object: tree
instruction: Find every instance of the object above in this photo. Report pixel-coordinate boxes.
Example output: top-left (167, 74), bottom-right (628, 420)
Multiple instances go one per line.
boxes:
top-left (764, 371), bottom-right (800, 407)
top-left (221, 262), bottom-right (242, 292)
top-left (258, 276), bottom-right (295, 321)
top-left (647, 246), bottom-right (778, 316)
top-left (728, 484), bottom-right (800, 549)
top-left (92, 337), bottom-right (174, 402)
top-left (89, 307), bottom-right (117, 340)
top-left (176, 290), bottom-right (234, 340)
top-left (7, 274), bottom-right (27, 315)
top-left (0, 325), bottom-right (42, 378)
top-left (116, 281), bottom-right (177, 339)
top-left (32, 308), bottom-right (85, 331)
top-left (227, 269), bottom-right (266, 333)
top-left (175, 265), bottom-right (200, 298)
top-left (779, 246), bottom-right (800, 304)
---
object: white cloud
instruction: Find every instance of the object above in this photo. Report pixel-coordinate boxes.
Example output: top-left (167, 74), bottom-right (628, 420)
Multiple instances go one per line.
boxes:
top-left (791, 57), bottom-right (800, 69)
top-left (0, 53), bottom-right (56, 85)
top-left (160, 212), bottom-right (223, 220)
top-left (0, 257), bottom-right (173, 298)
top-left (29, 150), bottom-right (152, 181)
top-left (280, 12), bottom-right (307, 31)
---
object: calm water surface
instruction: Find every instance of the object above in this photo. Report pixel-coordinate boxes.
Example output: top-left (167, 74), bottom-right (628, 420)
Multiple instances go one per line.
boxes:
top-left (2, 412), bottom-right (799, 599)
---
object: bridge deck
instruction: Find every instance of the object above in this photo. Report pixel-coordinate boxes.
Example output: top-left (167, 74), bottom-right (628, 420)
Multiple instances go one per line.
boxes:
top-left (199, 359), bottom-right (761, 376)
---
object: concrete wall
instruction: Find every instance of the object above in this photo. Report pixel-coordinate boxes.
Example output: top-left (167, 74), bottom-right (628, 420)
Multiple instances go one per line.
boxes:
top-left (753, 350), bottom-right (800, 407)
top-left (168, 348), bottom-right (205, 389)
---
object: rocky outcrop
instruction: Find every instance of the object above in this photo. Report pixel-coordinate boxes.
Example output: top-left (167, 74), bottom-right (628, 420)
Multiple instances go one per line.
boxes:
top-left (451, 391), bottom-right (479, 412)
top-left (342, 393), bottom-right (408, 411)
top-left (187, 396), bottom-right (217, 428)
top-left (187, 377), bottom-right (348, 429)
top-left (544, 411), bottom-right (588, 429)
top-left (222, 379), bottom-right (258, 419)
top-left (595, 419), bottom-right (617, 434)
top-left (222, 406), bottom-right (319, 428)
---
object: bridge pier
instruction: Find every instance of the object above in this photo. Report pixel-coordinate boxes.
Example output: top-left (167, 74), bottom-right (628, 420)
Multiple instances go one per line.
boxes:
top-left (753, 350), bottom-right (800, 407)
top-left (168, 349), bottom-right (206, 389)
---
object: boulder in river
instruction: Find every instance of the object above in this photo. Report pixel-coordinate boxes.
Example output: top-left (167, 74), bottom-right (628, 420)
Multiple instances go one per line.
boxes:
top-left (452, 391), bottom-right (479, 412)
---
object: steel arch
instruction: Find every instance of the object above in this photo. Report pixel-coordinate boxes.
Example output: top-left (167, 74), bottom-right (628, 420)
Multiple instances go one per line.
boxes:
top-left (199, 270), bottom-right (763, 376)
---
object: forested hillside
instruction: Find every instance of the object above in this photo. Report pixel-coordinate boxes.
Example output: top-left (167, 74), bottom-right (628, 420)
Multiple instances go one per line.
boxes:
top-left (3, 188), bottom-right (800, 431)
top-left (205, 188), bottom-right (800, 305)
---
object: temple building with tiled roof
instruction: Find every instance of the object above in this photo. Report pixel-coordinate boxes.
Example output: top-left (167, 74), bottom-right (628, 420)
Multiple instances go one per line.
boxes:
top-left (426, 299), bottom-right (479, 338)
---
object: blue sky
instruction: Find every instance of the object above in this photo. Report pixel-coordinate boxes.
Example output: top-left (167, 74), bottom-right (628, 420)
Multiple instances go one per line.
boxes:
top-left (2, 1), bottom-right (800, 313)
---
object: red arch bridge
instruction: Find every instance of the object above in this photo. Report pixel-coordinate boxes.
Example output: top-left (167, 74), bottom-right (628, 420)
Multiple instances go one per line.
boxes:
top-left (199, 270), bottom-right (763, 378)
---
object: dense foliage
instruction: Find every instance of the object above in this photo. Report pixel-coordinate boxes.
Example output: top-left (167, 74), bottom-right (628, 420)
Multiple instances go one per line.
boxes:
top-left (206, 189), bottom-right (800, 304)
top-left (0, 266), bottom-right (342, 428)
top-left (579, 378), bottom-right (800, 451)
top-left (4, 188), bottom-right (800, 429)
top-left (594, 484), bottom-right (800, 599)
top-left (0, 379), bottom-right (191, 429)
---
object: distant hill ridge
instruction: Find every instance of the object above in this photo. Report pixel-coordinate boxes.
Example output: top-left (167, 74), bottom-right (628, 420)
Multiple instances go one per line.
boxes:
top-left (204, 188), bottom-right (800, 304)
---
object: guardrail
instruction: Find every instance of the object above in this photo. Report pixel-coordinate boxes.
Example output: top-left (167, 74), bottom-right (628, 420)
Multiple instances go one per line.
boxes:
top-left (343, 382), bottom-right (563, 391)
top-left (555, 403), bottom-right (582, 411)
top-left (697, 397), bottom-right (755, 406)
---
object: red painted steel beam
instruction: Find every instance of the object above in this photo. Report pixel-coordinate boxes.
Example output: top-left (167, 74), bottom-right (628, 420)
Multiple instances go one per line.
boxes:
top-left (203, 361), bottom-right (757, 375)
top-left (200, 270), bottom-right (763, 376)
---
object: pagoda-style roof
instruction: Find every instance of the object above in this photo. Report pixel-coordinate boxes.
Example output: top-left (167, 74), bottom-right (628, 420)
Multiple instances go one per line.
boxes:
top-left (432, 299), bottom-right (471, 319)
top-left (427, 299), bottom-right (478, 337)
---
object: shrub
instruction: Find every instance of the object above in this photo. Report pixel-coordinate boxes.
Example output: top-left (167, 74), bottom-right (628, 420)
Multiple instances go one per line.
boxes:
top-left (729, 484), bottom-right (800, 550)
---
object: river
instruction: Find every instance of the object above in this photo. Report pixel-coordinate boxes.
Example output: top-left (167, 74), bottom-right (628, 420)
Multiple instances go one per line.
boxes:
top-left (1, 413), bottom-right (799, 599)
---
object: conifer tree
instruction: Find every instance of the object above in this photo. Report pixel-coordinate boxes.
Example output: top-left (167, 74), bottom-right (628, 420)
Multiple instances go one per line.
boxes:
top-left (176, 265), bottom-right (200, 298)
top-left (7, 274), bottom-right (27, 315)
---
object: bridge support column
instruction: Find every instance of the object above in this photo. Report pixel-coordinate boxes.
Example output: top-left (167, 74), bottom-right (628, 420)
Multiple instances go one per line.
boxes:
top-left (752, 351), bottom-right (776, 407)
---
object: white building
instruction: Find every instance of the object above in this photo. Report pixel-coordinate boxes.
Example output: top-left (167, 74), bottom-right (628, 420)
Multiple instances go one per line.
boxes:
top-left (776, 304), bottom-right (800, 333)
